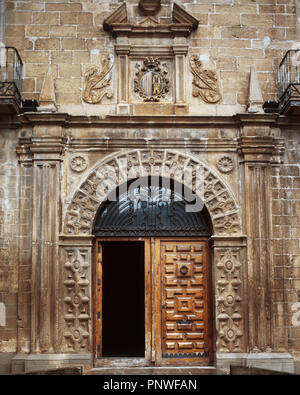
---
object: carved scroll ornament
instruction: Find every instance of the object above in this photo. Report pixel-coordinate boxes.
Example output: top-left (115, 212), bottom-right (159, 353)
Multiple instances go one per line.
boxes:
top-left (83, 54), bottom-right (113, 104)
top-left (190, 55), bottom-right (222, 104)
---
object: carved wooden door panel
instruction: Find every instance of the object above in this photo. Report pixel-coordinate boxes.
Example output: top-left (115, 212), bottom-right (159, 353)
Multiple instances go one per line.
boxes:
top-left (94, 237), bottom-right (212, 366)
top-left (155, 238), bottom-right (212, 366)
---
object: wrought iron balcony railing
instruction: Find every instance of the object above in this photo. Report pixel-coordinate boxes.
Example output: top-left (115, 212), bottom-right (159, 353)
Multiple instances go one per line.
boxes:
top-left (0, 46), bottom-right (23, 114)
top-left (278, 49), bottom-right (300, 115)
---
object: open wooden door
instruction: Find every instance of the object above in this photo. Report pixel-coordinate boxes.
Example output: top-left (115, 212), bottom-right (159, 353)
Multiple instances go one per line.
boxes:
top-left (95, 240), bottom-right (103, 360)
top-left (94, 237), bottom-right (213, 367)
top-left (94, 237), bottom-right (152, 367)
top-left (154, 238), bottom-right (213, 366)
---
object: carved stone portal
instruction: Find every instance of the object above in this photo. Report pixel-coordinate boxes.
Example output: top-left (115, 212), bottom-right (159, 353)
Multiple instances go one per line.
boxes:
top-left (134, 57), bottom-right (169, 102)
top-left (190, 55), bottom-right (222, 104)
top-left (82, 54), bottom-right (113, 104)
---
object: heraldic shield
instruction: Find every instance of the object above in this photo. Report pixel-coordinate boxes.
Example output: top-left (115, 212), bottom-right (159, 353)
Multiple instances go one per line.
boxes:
top-left (134, 57), bottom-right (169, 102)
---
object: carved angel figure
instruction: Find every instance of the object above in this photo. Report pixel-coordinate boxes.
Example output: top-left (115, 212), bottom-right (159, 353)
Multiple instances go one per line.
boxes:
top-left (83, 55), bottom-right (113, 104)
top-left (190, 55), bottom-right (222, 104)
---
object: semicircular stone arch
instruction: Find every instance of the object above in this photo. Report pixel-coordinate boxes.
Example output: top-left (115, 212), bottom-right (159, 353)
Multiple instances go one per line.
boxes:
top-left (64, 149), bottom-right (242, 236)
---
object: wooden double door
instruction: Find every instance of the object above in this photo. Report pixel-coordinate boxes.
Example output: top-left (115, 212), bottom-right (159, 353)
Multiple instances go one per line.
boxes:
top-left (94, 237), bottom-right (213, 367)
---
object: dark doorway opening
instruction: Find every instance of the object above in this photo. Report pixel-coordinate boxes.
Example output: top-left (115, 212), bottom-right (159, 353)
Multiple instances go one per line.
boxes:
top-left (101, 241), bottom-right (145, 358)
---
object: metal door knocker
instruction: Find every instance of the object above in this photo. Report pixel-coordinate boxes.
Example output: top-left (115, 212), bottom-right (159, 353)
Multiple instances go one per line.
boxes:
top-left (180, 265), bottom-right (188, 275)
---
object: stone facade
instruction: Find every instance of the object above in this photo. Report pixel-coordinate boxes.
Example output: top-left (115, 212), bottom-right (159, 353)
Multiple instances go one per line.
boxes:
top-left (0, 0), bottom-right (300, 374)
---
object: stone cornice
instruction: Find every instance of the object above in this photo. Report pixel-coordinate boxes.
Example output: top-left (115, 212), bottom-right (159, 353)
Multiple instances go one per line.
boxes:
top-left (66, 138), bottom-right (239, 151)
top-left (106, 23), bottom-right (195, 38)
top-left (2, 113), bottom-right (299, 136)
top-left (12, 112), bottom-right (280, 128)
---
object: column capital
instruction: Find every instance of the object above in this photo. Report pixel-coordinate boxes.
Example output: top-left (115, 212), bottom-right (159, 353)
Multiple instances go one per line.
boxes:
top-left (237, 136), bottom-right (285, 164)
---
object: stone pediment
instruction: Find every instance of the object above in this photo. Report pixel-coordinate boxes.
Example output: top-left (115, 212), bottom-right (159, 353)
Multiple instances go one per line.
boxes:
top-left (103, 1), bottom-right (199, 37)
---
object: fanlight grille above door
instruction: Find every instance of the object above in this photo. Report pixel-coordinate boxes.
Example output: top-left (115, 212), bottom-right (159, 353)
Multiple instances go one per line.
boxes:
top-left (94, 178), bottom-right (213, 237)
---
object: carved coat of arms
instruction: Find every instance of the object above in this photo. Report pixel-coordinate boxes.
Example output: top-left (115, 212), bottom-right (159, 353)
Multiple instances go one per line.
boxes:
top-left (134, 57), bottom-right (169, 102)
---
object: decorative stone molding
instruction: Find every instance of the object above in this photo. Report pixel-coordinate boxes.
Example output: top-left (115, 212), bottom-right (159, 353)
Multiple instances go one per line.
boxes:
top-left (190, 55), bottom-right (222, 104)
top-left (70, 154), bottom-right (88, 173)
top-left (63, 149), bottom-right (242, 236)
top-left (62, 247), bottom-right (91, 353)
top-left (82, 55), bottom-right (113, 104)
top-left (103, 2), bottom-right (199, 37)
top-left (217, 157), bottom-right (235, 174)
top-left (103, 1), bottom-right (199, 115)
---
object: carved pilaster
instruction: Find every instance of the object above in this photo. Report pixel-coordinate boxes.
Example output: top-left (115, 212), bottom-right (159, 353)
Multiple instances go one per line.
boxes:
top-left (30, 142), bottom-right (63, 354)
top-left (16, 142), bottom-right (33, 354)
top-left (173, 42), bottom-right (188, 114)
top-left (213, 236), bottom-right (247, 353)
top-left (238, 134), bottom-right (284, 353)
top-left (59, 237), bottom-right (93, 354)
top-left (115, 41), bottom-right (131, 115)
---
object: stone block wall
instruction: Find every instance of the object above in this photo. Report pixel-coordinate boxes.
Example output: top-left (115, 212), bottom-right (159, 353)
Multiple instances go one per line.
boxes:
top-left (0, 130), bottom-right (20, 361)
top-left (5, 0), bottom-right (297, 114)
top-left (271, 129), bottom-right (300, 357)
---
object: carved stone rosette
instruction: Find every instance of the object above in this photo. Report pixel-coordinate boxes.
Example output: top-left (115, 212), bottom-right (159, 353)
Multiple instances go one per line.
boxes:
top-left (70, 154), bottom-right (88, 173)
top-left (215, 249), bottom-right (244, 352)
top-left (62, 248), bottom-right (91, 352)
top-left (190, 55), bottom-right (222, 104)
top-left (82, 54), bottom-right (113, 104)
top-left (217, 157), bottom-right (235, 174)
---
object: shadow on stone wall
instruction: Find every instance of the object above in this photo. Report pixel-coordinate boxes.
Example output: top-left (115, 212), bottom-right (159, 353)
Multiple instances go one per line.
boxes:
top-left (18, 367), bottom-right (82, 375)
top-left (230, 366), bottom-right (293, 375)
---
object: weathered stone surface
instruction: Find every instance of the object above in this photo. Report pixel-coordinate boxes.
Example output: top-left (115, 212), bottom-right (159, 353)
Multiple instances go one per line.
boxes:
top-left (0, 0), bottom-right (300, 376)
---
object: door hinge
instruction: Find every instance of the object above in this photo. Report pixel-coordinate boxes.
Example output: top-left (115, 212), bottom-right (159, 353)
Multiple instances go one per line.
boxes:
top-left (98, 246), bottom-right (101, 253)
top-left (97, 278), bottom-right (101, 286)
top-left (97, 345), bottom-right (101, 353)
top-left (97, 312), bottom-right (101, 320)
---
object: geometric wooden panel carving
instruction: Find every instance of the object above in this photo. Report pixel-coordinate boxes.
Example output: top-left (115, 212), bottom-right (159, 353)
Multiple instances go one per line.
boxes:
top-left (161, 241), bottom-right (210, 359)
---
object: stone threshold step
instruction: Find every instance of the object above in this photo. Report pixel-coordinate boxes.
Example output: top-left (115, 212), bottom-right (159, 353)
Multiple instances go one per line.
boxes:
top-left (85, 366), bottom-right (225, 375)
